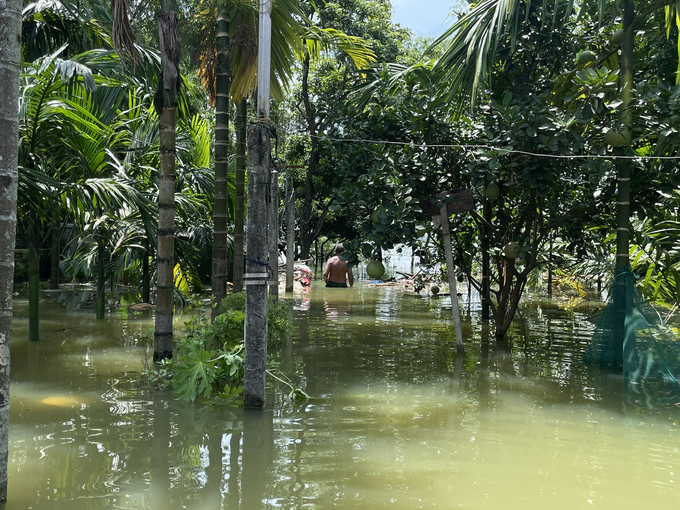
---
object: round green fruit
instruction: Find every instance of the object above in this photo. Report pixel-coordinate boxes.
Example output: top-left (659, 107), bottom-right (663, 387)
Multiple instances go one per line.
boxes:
top-left (371, 206), bottom-right (386, 224)
top-left (578, 50), bottom-right (596, 66)
top-left (503, 242), bottom-right (520, 259)
top-left (612, 29), bottom-right (624, 46)
top-left (605, 129), bottom-right (632, 147)
top-left (483, 182), bottom-right (500, 199)
top-left (366, 260), bottom-right (385, 279)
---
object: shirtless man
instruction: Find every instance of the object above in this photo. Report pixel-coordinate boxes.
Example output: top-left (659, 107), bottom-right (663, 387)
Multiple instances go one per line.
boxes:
top-left (323, 243), bottom-right (354, 288)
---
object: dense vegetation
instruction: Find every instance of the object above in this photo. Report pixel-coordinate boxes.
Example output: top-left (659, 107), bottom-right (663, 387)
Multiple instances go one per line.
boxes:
top-left (6, 0), bottom-right (680, 347)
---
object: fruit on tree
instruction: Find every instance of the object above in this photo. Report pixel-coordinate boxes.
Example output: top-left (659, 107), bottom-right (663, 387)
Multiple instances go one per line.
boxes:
top-left (366, 260), bottom-right (385, 279)
top-left (578, 50), bottom-right (596, 66)
top-left (503, 242), bottom-right (520, 259)
top-left (604, 129), bottom-right (632, 147)
top-left (484, 182), bottom-right (500, 199)
top-left (371, 206), bottom-right (387, 224)
top-left (612, 29), bottom-right (624, 45)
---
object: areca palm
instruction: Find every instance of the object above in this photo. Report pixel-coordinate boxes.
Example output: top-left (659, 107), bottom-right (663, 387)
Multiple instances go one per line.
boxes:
top-left (22, 0), bottom-right (115, 61)
top-left (0, 0), bottom-right (22, 499)
top-left (191, 0), bottom-right (304, 307)
top-left (18, 44), bottom-right (171, 333)
top-left (18, 48), bottom-right (119, 337)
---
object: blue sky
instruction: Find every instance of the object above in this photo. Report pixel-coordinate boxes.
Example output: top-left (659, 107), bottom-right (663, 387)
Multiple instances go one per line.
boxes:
top-left (391, 0), bottom-right (460, 38)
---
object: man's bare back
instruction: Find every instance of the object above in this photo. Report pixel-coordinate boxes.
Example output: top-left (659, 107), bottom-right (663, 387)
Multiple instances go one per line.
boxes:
top-left (324, 244), bottom-right (354, 287)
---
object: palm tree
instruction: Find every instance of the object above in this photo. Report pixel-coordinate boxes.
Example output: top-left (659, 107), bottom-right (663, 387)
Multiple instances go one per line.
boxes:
top-left (18, 48), bottom-right (116, 337)
top-left (193, 0), bottom-right (303, 301)
top-left (211, 0), bottom-right (232, 318)
top-left (0, 0), bottom-right (22, 501)
top-left (153, 0), bottom-right (181, 361)
top-left (18, 45), bottom-right (160, 335)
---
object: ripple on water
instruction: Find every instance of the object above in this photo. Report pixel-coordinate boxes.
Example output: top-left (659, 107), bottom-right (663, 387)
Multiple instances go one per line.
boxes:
top-left (7, 286), bottom-right (680, 509)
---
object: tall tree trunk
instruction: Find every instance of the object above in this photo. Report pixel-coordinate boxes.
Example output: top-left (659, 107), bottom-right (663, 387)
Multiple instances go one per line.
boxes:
top-left (154, 2), bottom-right (180, 362)
top-left (299, 48), bottom-right (318, 260)
top-left (28, 224), bottom-right (40, 341)
top-left (481, 199), bottom-right (491, 320)
top-left (96, 238), bottom-right (106, 319)
top-left (50, 226), bottom-right (60, 289)
top-left (611, 0), bottom-right (635, 369)
top-left (142, 238), bottom-right (150, 303)
top-left (0, 0), bottom-right (21, 500)
top-left (233, 99), bottom-right (247, 293)
top-left (211, 1), bottom-right (231, 319)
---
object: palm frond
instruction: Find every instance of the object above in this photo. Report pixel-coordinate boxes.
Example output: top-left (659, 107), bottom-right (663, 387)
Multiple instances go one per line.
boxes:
top-left (430, 0), bottom-right (576, 111)
top-left (301, 26), bottom-right (376, 70)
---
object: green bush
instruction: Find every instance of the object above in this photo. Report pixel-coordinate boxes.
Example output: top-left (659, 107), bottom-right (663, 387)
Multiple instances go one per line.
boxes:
top-left (220, 292), bottom-right (292, 349)
top-left (149, 293), bottom-right (294, 402)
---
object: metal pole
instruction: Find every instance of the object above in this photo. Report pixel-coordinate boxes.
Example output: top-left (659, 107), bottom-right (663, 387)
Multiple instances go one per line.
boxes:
top-left (256, 0), bottom-right (272, 120)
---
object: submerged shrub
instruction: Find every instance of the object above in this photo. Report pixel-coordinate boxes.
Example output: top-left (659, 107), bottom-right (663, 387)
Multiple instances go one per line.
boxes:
top-left (220, 292), bottom-right (292, 349)
top-left (146, 293), bottom-right (295, 402)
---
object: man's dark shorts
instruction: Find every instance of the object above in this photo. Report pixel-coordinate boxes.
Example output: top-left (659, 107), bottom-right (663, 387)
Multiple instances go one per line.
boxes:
top-left (325, 281), bottom-right (347, 288)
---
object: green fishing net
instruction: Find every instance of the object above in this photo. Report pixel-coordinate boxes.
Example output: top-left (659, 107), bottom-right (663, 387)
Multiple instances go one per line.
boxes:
top-left (586, 268), bottom-right (680, 390)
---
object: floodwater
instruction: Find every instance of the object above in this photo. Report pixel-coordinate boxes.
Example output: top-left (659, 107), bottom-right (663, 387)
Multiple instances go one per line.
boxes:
top-left (6, 284), bottom-right (680, 509)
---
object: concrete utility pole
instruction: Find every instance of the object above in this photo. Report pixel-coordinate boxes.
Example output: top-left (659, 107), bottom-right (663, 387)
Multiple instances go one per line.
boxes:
top-left (243, 0), bottom-right (273, 408)
top-left (268, 168), bottom-right (279, 300)
top-left (439, 206), bottom-right (465, 354)
top-left (285, 189), bottom-right (295, 293)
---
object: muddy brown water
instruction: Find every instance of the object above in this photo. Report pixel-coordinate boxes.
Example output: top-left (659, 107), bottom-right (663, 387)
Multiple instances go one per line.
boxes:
top-left (6, 284), bottom-right (680, 509)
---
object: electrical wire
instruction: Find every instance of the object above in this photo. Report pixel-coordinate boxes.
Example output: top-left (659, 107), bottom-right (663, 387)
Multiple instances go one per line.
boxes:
top-left (308, 134), bottom-right (680, 161)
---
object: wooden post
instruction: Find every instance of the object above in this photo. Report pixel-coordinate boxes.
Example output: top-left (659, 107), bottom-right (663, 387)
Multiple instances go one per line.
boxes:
top-left (268, 168), bottom-right (279, 299)
top-left (285, 189), bottom-right (295, 293)
top-left (481, 199), bottom-right (491, 320)
top-left (439, 207), bottom-right (465, 354)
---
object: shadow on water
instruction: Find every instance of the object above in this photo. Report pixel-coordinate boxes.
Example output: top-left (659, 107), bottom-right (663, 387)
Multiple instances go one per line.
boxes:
top-left (6, 283), bottom-right (680, 509)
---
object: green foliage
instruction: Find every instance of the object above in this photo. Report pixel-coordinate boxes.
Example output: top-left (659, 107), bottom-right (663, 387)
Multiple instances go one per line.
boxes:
top-left (220, 292), bottom-right (292, 349)
top-left (148, 294), bottom-right (295, 403)
top-left (162, 309), bottom-right (246, 402)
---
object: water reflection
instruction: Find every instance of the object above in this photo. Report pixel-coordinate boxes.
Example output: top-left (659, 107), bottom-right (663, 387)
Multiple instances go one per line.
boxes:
top-left (6, 284), bottom-right (680, 508)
